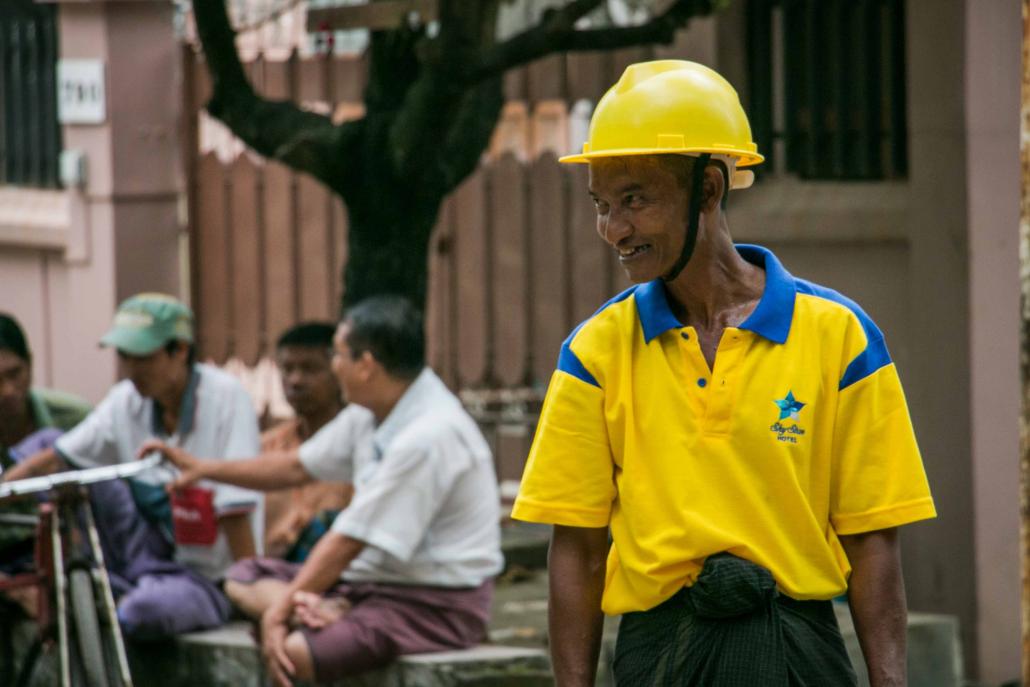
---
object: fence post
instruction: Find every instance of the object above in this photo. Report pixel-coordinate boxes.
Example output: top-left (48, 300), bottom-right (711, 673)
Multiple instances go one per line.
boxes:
top-left (1020, 1), bottom-right (1030, 680)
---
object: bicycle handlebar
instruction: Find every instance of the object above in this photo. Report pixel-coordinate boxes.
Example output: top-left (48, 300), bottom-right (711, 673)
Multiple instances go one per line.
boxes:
top-left (0, 454), bottom-right (164, 500)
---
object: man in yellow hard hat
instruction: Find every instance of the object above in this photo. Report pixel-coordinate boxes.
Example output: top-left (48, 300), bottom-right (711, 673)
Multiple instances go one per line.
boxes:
top-left (511, 61), bottom-right (935, 686)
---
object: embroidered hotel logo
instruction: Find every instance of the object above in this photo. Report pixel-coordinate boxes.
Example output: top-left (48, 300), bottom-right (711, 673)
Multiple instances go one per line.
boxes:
top-left (770, 391), bottom-right (806, 444)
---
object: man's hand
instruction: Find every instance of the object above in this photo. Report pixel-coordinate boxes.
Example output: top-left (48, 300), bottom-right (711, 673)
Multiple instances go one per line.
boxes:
top-left (260, 596), bottom-right (296, 687)
top-left (266, 511), bottom-right (307, 558)
top-left (265, 525), bottom-right (294, 559)
top-left (0, 447), bottom-right (61, 483)
top-left (137, 440), bottom-right (207, 491)
top-left (255, 534), bottom-right (365, 684)
top-left (291, 589), bottom-right (351, 629)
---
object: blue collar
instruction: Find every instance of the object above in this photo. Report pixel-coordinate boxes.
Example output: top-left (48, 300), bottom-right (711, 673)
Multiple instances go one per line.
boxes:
top-left (634, 244), bottom-right (796, 345)
top-left (150, 366), bottom-right (201, 438)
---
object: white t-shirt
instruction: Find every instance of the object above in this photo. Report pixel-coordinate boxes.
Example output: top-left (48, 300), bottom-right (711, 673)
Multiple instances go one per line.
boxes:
top-left (299, 368), bottom-right (503, 588)
top-left (55, 364), bottom-right (263, 580)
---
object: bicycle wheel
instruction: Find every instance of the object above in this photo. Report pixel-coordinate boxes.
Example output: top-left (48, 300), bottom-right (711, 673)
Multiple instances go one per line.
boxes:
top-left (68, 568), bottom-right (111, 687)
top-left (13, 635), bottom-right (43, 687)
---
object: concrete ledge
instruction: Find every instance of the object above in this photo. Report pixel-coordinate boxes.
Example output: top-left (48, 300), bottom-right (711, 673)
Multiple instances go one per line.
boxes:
top-left (10, 573), bottom-right (961, 687)
top-left (0, 188), bottom-right (71, 250)
top-left (126, 623), bottom-right (552, 687)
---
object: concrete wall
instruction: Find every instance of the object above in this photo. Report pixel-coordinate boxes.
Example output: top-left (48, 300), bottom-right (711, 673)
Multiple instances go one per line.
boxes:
top-left (719, 0), bottom-right (1020, 682)
top-left (0, 0), bottom-right (184, 404)
top-left (965, 0), bottom-right (1022, 682)
top-left (905, 0), bottom-right (978, 675)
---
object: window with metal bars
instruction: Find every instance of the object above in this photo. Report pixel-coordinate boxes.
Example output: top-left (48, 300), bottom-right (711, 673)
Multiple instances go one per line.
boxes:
top-left (0, 0), bottom-right (61, 189)
top-left (745, 0), bottom-right (907, 181)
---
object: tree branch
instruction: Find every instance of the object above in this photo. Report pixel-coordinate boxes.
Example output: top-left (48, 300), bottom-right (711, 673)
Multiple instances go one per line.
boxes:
top-left (192, 0), bottom-right (359, 193)
top-left (467, 0), bottom-right (720, 84)
top-left (437, 77), bottom-right (505, 192)
top-left (384, 0), bottom-right (483, 181)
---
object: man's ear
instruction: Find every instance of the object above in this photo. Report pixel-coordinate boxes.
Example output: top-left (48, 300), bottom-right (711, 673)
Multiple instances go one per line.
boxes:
top-left (357, 350), bottom-right (378, 380)
top-left (701, 164), bottom-right (726, 212)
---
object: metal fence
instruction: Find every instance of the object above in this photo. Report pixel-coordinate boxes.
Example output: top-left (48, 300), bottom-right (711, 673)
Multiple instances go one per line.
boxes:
top-left (0, 0), bottom-right (60, 188)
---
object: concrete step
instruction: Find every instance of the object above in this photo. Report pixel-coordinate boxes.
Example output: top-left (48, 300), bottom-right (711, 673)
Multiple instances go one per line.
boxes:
top-left (7, 567), bottom-right (962, 686)
top-left (10, 619), bottom-right (552, 687)
top-left (127, 626), bottom-right (552, 687)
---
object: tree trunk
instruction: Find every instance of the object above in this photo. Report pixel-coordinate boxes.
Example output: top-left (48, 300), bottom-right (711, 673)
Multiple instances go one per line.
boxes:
top-left (340, 187), bottom-right (442, 311)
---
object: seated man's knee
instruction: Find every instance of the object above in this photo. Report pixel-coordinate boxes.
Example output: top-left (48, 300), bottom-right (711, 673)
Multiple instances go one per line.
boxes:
top-left (224, 579), bottom-right (248, 608)
top-left (285, 631), bottom-right (316, 682)
top-left (117, 581), bottom-right (225, 640)
top-left (313, 621), bottom-right (398, 680)
top-left (224, 579), bottom-right (263, 620)
top-left (117, 593), bottom-right (173, 641)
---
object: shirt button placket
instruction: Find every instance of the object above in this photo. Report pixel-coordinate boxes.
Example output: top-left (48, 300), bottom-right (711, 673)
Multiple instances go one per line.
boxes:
top-left (706, 330), bottom-right (745, 433)
top-left (678, 328), bottom-right (707, 419)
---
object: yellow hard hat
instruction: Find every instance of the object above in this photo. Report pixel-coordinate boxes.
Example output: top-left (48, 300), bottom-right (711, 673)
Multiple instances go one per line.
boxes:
top-left (560, 60), bottom-right (763, 189)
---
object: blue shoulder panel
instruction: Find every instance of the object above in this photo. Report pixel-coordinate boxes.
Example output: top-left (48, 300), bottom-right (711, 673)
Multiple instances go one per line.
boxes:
top-left (558, 345), bottom-right (600, 388)
top-left (794, 279), bottom-right (892, 390)
top-left (555, 285), bottom-right (638, 388)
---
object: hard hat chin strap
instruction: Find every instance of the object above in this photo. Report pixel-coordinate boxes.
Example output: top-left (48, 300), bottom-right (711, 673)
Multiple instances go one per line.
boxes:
top-left (662, 153), bottom-right (711, 283)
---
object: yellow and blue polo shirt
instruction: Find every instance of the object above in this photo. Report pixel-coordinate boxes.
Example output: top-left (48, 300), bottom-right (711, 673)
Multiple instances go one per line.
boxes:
top-left (512, 244), bottom-right (935, 615)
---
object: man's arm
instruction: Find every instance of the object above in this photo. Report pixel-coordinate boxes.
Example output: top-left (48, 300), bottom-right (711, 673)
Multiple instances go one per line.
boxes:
top-left (1, 447), bottom-right (63, 482)
top-left (260, 532), bottom-right (366, 686)
top-left (548, 524), bottom-right (609, 687)
top-left (840, 527), bottom-right (907, 687)
top-left (138, 440), bottom-right (312, 492)
top-left (279, 531), bottom-right (363, 597)
top-left (220, 511), bottom-right (257, 560)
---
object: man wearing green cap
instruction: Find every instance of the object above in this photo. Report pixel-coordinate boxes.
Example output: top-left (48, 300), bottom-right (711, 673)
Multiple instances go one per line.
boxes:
top-left (512, 61), bottom-right (934, 686)
top-left (2, 293), bottom-right (263, 639)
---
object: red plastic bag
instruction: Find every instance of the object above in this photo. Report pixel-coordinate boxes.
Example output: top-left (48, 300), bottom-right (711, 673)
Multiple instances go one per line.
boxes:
top-left (171, 486), bottom-right (218, 546)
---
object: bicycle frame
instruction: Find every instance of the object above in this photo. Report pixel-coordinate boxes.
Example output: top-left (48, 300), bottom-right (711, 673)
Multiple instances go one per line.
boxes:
top-left (0, 457), bottom-right (161, 687)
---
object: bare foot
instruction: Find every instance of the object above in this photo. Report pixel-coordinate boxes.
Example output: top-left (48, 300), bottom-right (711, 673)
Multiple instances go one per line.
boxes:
top-left (290, 591), bottom-right (350, 630)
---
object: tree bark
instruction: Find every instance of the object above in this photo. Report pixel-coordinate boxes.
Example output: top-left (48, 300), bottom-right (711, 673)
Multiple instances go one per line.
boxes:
top-left (342, 208), bottom-right (438, 311)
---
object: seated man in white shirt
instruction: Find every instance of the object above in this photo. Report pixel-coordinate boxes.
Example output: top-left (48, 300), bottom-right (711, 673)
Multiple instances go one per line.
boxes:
top-left (142, 295), bottom-right (503, 685)
top-left (2, 293), bottom-right (262, 639)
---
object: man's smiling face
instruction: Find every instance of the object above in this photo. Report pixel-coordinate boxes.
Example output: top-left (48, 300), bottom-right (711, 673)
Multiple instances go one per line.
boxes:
top-left (587, 155), bottom-right (693, 284)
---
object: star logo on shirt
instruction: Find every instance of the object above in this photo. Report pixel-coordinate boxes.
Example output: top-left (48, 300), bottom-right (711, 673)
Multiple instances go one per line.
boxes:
top-left (774, 391), bottom-right (806, 422)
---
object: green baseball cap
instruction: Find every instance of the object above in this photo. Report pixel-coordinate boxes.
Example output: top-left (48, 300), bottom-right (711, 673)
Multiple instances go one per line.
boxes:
top-left (100, 293), bottom-right (194, 356)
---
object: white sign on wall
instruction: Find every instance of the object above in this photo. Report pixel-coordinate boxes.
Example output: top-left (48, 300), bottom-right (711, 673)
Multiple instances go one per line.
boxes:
top-left (57, 60), bottom-right (106, 125)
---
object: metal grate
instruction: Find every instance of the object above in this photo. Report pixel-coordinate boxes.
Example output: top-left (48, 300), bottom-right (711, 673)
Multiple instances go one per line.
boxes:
top-left (746, 0), bottom-right (907, 181)
top-left (0, 0), bottom-right (61, 188)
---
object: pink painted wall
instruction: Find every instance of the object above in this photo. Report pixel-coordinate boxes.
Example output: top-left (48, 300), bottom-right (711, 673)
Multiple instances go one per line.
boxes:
top-left (0, 0), bottom-right (184, 404)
